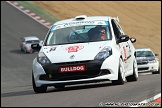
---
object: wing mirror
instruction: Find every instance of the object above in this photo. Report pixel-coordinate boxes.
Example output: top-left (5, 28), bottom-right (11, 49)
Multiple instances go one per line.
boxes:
top-left (117, 35), bottom-right (129, 43)
top-left (155, 54), bottom-right (158, 56)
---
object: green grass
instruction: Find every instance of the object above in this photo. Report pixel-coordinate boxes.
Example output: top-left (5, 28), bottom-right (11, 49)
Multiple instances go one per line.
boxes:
top-left (16, 1), bottom-right (60, 24)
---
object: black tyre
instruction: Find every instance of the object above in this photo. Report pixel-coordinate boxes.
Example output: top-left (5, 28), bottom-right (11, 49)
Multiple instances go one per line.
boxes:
top-left (152, 66), bottom-right (160, 74)
top-left (112, 58), bottom-right (125, 85)
top-left (126, 60), bottom-right (138, 82)
top-left (20, 47), bottom-right (23, 51)
top-left (32, 73), bottom-right (47, 93)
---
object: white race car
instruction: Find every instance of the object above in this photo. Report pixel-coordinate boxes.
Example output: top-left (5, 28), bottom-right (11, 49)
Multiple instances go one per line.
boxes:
top-left (31, 15), bottom-right (138, 93)
top-left (135, 48), bottom-right (160, 74)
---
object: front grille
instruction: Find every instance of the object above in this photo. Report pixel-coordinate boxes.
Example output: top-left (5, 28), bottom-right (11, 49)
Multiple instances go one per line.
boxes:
top-left (39, 69), bottom-right (111, 81)
top-left (41, 60), bottom-right (105, 81)
top-left (138, 67), bottom-right (149, 71)
top-left (40, 70), bottom-right (100, 81)
top-left (137, 61), bottom-right (148, 65)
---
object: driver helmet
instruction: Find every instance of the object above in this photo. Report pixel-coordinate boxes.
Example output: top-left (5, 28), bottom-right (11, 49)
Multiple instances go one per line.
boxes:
top-left (95, 28), bottom-right (105, 40)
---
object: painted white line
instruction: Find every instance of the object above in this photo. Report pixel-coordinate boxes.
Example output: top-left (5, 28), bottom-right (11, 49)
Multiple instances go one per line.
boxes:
top-left (19, 6), bottom-right (24, 9)
top-left (24, 9), bottom-right (30, 13)
top-left (30, 13), bottom-right (36, 16)
top-left (13, 2), bottom-right (18, 5)
top-left (35, 16), bottom-right (40, 19)
top-left (40, 20), bottom-right (46, 23)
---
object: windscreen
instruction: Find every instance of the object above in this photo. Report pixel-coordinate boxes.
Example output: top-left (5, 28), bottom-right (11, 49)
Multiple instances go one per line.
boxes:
top-left (136, 51), bottom-right (154, 57)
top-left (45, 21), bottom-right (111, 45)
top-left (26, 40), bottom-right (40, 44)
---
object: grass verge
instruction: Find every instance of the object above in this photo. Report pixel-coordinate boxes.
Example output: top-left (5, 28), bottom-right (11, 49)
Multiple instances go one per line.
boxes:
top-left (16, 1), bottom-right (59, 24)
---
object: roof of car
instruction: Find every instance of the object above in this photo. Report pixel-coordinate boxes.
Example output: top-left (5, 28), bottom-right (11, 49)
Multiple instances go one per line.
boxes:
top-left (23, 36), bottom-right (39, 41)
top-left (53, 15), bottom-right (119, 25)
top-left (135, 48), bottom-right (152, 51)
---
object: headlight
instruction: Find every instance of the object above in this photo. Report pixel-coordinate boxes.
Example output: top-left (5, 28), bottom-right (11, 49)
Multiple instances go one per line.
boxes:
top-left (94, 46), bottom-right (112, 60)
top-left (149, 60), bottom-right (156, 63)
top-left (37, 52), bottom-right (51, 65)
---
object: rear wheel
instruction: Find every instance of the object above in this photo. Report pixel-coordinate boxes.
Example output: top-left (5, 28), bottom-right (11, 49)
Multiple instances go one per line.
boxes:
top-left (126, 59), bottom-right (138, 82)
top-left (32, 73), bottom-right (47, 93)
top-left (112, 58), bottom-right (125, 85)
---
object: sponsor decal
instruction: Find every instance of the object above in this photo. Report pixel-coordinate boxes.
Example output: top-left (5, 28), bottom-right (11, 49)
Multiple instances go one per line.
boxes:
top-left (64, 21), bottom-right (95, 27)
top-left (98, 22), bottom-right (103, 25)
top-left (65, 45), bottom-right (84, 53)
top-left (59, 65), bottom-right (86, 73)
top-left (52, 21), bottom-right (108, 30)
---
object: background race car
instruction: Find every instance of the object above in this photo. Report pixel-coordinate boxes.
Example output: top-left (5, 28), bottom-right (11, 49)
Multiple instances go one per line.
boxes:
top-left (20, 36), bottom-right (43, 53)
top-left (136, 48), bottom-right (160, 74)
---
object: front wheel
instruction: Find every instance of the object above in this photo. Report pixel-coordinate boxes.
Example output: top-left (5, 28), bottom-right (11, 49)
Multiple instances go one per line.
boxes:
top-left (152, 66), bottom-right (160, 74)
top-left (32, 73), bottom-right (47, 93)
top-left (112, 58), bottom-right (125, 85)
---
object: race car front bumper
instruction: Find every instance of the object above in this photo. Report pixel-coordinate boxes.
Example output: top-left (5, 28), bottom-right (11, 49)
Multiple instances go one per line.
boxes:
top-left (137, 62), bottom-right (159, 73)
top-left (32, 55), bottom-right (119, 87)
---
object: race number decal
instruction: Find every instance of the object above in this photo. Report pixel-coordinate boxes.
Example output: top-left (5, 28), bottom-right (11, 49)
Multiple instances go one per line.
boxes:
top-left (65, 45), bottom-right (84, 53)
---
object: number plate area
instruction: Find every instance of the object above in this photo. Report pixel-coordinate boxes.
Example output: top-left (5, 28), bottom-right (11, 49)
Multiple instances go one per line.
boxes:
top-left (59, 65), bottom-right (86, 73)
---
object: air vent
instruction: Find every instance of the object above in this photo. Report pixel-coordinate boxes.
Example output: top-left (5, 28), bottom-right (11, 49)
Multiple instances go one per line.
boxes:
top-left (75, 15), bottom-right (87, 20)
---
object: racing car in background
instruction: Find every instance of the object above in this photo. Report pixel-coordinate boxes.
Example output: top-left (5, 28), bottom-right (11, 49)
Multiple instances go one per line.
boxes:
top-left (20, 36), bottom-right (43, 53)
top-left (31, 15), bottom-right (138, 93)
top-left (136, 48), bottom-right (160, 74)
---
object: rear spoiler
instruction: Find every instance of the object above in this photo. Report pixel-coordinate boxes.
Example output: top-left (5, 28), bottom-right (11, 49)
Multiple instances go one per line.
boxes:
top-left (112, 16), bottom-right (119, 22)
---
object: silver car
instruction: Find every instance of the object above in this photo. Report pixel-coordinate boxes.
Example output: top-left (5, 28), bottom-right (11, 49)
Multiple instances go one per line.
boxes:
top-left (20, 36), bottom-right (42, 53)
top-left (136, 48), bottom-right (160, 74)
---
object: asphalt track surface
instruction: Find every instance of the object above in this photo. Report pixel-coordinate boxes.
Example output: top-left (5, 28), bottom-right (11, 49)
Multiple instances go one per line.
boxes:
top-left (1, 1), bottom-right (161, 107)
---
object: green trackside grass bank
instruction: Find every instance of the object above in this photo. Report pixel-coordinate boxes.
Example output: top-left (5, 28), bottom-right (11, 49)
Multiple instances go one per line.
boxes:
top-left (16, 1), bottom-right (60, 24)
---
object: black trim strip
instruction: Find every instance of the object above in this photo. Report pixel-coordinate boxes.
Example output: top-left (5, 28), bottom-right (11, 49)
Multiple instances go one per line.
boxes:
top-left (127, 55), bottom-right (131, 60)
